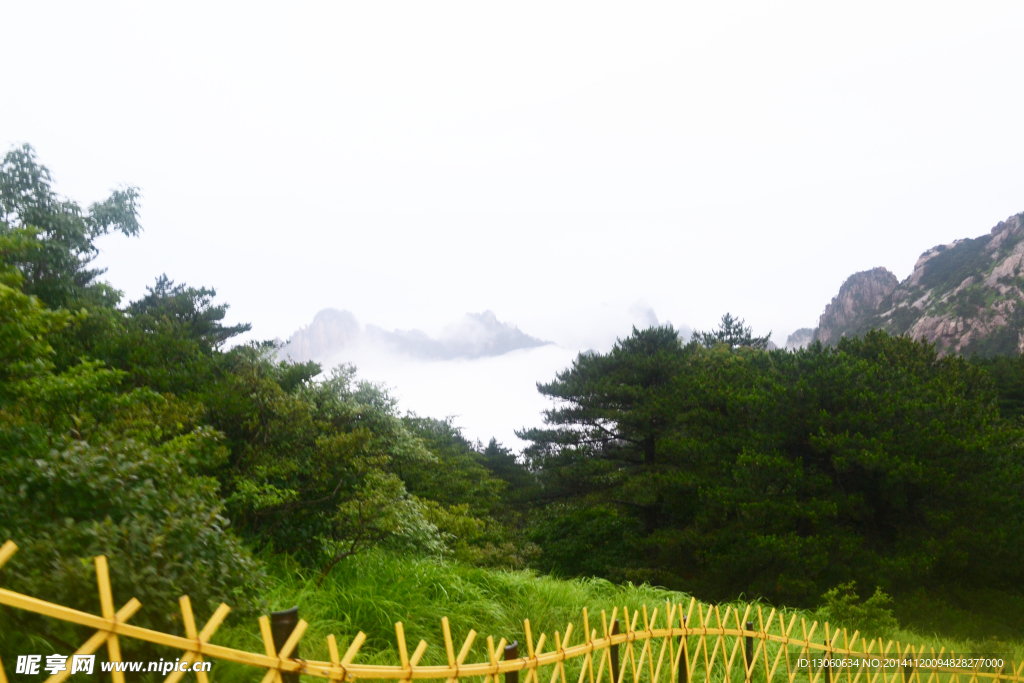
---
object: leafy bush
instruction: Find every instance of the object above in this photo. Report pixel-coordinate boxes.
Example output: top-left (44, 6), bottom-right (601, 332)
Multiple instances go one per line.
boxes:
top-left (0, 249), bottom-right (262, 659)
top-left (815, 582), bottom-right (899, 637)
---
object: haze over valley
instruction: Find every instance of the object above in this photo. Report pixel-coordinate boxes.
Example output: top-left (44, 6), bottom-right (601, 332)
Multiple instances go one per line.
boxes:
top-left (278, 305), bottom-right (690, 446)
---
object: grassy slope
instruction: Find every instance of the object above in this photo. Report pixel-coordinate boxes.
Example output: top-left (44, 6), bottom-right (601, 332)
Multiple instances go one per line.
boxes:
top-left (210, 551), bottom-right (1024, 683)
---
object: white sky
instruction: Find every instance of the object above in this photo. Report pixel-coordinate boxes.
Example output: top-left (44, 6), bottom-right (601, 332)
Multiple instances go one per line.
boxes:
top-left (5, 2), bottom-right (1024, 444)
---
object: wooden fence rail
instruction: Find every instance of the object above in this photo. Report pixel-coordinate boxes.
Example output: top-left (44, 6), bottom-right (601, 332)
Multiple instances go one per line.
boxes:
top-left (1, 541), bottom-right (1018, 683)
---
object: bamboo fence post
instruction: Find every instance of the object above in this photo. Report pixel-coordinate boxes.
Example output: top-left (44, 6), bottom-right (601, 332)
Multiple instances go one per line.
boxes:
top-left (746, 621), bottom-right (754, 683)
top-left (94, 556), bottom-right (125, 683)
top-left (506, 641), bottom-right (520, 683)
top-left (272, 607), bottom-right (301, 683)
top-left (825, 639), bottom-right (831, 683)
top-left (611, 620), bottom-right (621, 683)
top-left (163, 598), bottom-right (229, 683)
top-left (678, 616), bottom-right (689, 683)
top-left (0, 540), bottom-right (16, 570)
top-left (0, 543), bottom-right (10, 683)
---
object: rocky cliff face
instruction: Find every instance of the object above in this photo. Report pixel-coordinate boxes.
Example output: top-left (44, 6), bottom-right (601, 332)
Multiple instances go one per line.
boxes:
top-left (812, 212), bottom-right (1024, 355)
top-left (812, 268), bottom-right (899, 346)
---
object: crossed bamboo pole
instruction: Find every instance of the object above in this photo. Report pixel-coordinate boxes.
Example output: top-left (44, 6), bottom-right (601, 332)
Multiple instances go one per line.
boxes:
top-left (0, 540), bottom-right (1020, 683)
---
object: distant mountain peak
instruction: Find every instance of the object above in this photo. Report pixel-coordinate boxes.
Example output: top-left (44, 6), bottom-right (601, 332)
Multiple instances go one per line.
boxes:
top-left (813, 267), bottom-right (899, 346)
top-left (785, 328), bottom-right (815, 350)
top-left (280, 309), bottom-right (361, 362)
top-left (280, 309), bottom-right (551, 362)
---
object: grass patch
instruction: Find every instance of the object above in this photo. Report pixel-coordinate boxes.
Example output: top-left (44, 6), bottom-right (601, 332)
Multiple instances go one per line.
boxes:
top-left (208, 551), bottom-right (1024, 683)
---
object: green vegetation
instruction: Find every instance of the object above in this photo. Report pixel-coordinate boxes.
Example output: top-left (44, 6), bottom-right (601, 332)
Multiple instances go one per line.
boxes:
top-left (0, 146), bottom-right (528, 662)
top-left (693, 313), bottom-right (771, 350)
top-left (4, 146), bottom-right (1024, 677)
top-left (917, 237), bottom-right (994, 295)
top-left (209, 551), bottom-right (1023, 683)
top-left (519, 320), bottom-right (1024, 629)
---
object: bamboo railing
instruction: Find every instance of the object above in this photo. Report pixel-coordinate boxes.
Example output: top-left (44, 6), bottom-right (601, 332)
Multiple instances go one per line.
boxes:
top-left (0, 540), bottom-right (1018, 683)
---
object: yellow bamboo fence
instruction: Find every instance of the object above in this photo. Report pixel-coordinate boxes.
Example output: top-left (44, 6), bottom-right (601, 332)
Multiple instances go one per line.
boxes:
top-left (0, 540), bottom-right (1018, 683)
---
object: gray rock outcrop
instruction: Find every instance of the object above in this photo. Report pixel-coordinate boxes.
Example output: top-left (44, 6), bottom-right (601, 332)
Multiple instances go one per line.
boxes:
top-left (812, 268), bottom-right (899, 346)
top-left (809, 212), bottom-right (1024, 356)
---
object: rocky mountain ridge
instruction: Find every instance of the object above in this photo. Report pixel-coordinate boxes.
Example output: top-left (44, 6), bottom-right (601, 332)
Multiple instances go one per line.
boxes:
top-left (810, 212), bottom-right (1024, 356)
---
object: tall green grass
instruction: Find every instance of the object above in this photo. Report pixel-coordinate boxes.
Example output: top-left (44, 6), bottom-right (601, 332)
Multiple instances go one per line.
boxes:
top-left (208, 550), bottom-right (1024, 683)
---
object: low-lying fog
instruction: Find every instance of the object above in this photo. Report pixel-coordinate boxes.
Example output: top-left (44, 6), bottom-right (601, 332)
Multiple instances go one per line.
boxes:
top-left (279, 304), bottom-right (693, 448)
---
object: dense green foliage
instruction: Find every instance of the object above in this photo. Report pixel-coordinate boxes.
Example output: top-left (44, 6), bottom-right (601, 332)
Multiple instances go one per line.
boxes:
top-left (0, 233), bottom-right (262, 651)
top-left (970, 354), bottom-right (1024, 419)
top-left (519, 321), bottom-right (1024, 623)
top-left (0, 146), bottom-right (524, 663)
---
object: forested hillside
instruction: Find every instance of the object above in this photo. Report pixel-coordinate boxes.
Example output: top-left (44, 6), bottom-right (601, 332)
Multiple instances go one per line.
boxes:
top-left (4, 146), bottom-right (1024, 667)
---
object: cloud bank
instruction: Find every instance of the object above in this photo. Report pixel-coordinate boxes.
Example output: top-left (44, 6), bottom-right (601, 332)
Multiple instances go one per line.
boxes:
top-left (277, 306), bottom-right (691, 448)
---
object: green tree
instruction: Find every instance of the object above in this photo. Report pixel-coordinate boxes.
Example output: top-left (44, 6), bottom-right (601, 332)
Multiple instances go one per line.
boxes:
top-left (127, 274), bottom-right (251, 349)
top-left (695, 312), bottom-right (771, 349)
top-left (518, 325), bottom-right (687, 582)
top-left (401, 416), bottom-right (505, 519)
top-left (402, 418), bottom-right (536, 568)
top-left (969, 353), bottom-right (1024, 420)
top-left (521, 327), bottom-right (1024, 606)
top-left (100, 275), bottom-right (254, 394)
top-left (520, 325), bottom-right (686, 471)
top-left (479, 437), bottom-right (537, 503)
top-left (0, 143), bottom-right (140, 309)
top-left (0, 231), bottom-right (70, 387)
top-left (205, 353), bottom-right (446, 576)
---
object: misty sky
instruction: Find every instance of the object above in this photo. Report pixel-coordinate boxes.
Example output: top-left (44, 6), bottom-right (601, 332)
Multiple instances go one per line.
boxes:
top-left (5, 3), bottom-right (1024, 444)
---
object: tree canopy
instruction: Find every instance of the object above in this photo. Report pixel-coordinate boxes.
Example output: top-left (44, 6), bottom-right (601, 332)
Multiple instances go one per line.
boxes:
top-left (0, 143), bottom-right (141, 309)
top-left (520, 324), bottom-right (1024, 610)
top-left (694, 312), bottom-right (771, 349)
